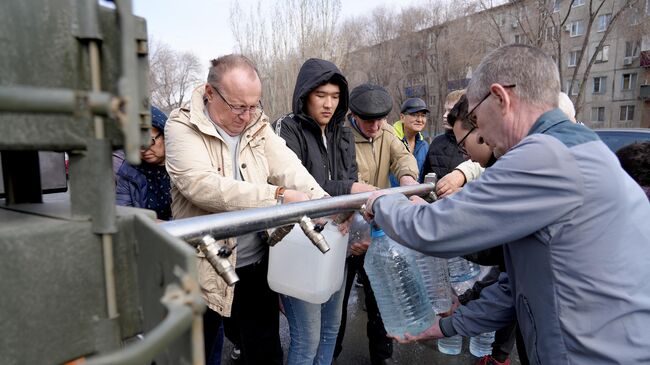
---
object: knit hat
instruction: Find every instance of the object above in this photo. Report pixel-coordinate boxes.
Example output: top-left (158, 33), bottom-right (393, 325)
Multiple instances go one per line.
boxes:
top-left (151, 106), bottom-right (168, 134)
top-left (349, 84), bottom-right (392, 120)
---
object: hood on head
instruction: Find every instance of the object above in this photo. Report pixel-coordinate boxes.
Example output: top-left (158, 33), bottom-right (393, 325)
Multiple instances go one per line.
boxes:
top-left (292, 58), bottom-right (349, 127)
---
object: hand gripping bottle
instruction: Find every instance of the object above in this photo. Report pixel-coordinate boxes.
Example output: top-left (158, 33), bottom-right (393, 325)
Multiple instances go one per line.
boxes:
top-left (363, 225), bottom-right (434, 339)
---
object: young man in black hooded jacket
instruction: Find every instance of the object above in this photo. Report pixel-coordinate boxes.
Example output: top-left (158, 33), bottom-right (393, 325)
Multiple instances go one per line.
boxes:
top-left (273, 58), bottom-right (375, 365)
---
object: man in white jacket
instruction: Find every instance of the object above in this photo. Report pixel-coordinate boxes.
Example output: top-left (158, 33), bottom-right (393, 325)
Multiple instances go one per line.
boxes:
top-left (165, 54), bottom-right (327, 365)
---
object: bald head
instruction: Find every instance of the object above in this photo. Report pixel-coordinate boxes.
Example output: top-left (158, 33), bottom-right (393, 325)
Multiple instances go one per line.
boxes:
top-left (207, 54), bottom-right (260, 89)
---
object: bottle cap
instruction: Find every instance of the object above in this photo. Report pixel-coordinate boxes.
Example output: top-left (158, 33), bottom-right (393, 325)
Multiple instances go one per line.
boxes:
top-left (370, 226), bottom-right (385, 238)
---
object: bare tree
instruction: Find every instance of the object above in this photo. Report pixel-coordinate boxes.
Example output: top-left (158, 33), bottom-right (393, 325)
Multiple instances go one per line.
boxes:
top-left (149, 39), bottom-right (202, 114)
top-left (230, 0), bottom-right (343, 120)
top-left (473, 0), bottom-right (646, 119)
top-left (564, 0), bottom-right (641, 116)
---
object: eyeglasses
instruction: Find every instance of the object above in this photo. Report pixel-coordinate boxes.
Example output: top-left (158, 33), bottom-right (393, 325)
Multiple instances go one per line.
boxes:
top-left (467, 84), bottom-right (516, 127)
top-left (150, 132), bottom-right (162, 146)
top-left (456, 126), bottom-right (476, 155)
top-left (210, 84), bottom-right (262, 116)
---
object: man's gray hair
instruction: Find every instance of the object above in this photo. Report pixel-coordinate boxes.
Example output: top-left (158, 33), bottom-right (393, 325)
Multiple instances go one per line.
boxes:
top-left (207, 54), bottom-right (260, 88)
top-left (467, 44), bottom-right (560, 108)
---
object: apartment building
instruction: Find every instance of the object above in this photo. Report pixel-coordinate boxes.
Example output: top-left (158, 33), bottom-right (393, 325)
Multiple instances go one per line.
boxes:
top-left (345, 0), bottom-right (649, 136)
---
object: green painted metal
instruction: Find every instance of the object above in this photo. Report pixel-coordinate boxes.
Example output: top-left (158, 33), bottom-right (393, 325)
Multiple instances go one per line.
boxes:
top-left (0, 1), bottom-right (201, 364)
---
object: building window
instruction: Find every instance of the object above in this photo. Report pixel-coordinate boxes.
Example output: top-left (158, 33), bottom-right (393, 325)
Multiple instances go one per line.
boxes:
top-left (553, 0), bottom-right (561, 12)
top-left (569, 50), bottom-right (582, 67)
top-left (545, 26), bottom-right (557, 41)
top-left (593, 76), bottom-right (607, 93)
top-left (595, 45), bottom-right (610, 62)
top-left (427, 33), bottom-right (435, 49)
top-left (591, 107), bottom-right (605, 122)
top-left (572, 0), bottom-right (585, 7)
top-left (569, 20), bottom-right (585, 37)
top-left (499, 14), bottom-right (506, 26)
top-left (625, 40), bottom-right (641, 57)
top-left (514, 34), bottom-right (526, 44)
top-left (619, 105), bottom-right (635, 121)
top-left (621, 73), bottom-right (638, 90)
top-left (597, 14), bottom-right (611, 32)
top-left (566, 80), bottom-right (581, 95)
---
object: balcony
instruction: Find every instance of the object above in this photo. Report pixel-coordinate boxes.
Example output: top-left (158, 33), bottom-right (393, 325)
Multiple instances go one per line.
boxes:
top-left (405, 85), bottom-right (426, 98)
top-left (641, 84), bottom-right (650, 101)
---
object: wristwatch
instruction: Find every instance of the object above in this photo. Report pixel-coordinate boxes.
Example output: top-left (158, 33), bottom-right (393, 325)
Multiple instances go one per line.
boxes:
top-left (275, 186), bottom-right (286, 205)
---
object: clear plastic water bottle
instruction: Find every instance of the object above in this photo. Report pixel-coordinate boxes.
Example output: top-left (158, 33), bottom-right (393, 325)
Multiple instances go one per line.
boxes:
top-left (448, 256), bottom-right (481, 282)
top-left (470, 331), bottom-right (495, 357)
top-left (438, 335), bottom-right (462, 355)
top-left (415, 253), bottom-right (452, 314)
top-left (347, 212), bottom-right (370, 255)
top-left (448, 256), bottom-right (481, 296)
top-left (364, 226), bottom-right (434, 339)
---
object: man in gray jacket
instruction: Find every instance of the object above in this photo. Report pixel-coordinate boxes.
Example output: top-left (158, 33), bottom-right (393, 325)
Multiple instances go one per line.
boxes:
top-left (364, 44), bottom-right (650, 364)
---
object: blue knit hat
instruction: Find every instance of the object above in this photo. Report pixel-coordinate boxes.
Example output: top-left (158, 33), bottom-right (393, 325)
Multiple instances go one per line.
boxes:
top-left (151, 106), bottom-right (168, 135)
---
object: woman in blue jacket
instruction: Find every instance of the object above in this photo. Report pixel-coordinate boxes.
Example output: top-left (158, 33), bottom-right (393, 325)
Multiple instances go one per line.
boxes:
top-left (113, 106), bottom-right (171, 221)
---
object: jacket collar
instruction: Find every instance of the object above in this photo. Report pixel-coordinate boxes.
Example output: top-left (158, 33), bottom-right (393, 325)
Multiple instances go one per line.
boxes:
top-left (393, 120), bottom-right (424, 142)
top-left (527, 108), bottom-right (571, 136)
top-left (188, 85), bottom-right (266, 140)
top-left (347, 114), bottom-right (393, 143)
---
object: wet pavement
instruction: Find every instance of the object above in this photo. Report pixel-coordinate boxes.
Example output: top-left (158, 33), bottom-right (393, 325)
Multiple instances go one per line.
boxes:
top-left (220, 284), bottom-right (522, 365)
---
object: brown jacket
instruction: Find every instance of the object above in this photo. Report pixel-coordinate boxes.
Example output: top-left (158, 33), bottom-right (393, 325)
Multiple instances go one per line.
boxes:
top-left (165, 86), bottom-right (326, 315)
top-left (345, 116), bottom-right (418, 188)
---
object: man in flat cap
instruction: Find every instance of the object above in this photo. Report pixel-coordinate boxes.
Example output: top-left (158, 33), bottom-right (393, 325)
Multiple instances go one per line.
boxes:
top-left (334, 83), bottom-right (418, 365)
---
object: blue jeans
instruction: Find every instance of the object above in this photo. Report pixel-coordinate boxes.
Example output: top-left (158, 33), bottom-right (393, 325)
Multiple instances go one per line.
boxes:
top-left (281, 272), bottom-right (346, 365)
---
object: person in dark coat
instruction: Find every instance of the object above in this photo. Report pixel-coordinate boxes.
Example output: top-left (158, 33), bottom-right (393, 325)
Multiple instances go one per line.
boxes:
top-left (616, 141), bottom-right (650, 200)
top-left (421, 89), bottom-right (467, 179)
top-left (113, 106), bottom-right (172, 221)
top-left (273, 58), bottom-right (375, 365)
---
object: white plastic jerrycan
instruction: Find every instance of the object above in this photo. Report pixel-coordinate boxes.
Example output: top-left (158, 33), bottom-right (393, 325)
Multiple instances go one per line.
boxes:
top-left (268, 220), bottom-right (348, 304)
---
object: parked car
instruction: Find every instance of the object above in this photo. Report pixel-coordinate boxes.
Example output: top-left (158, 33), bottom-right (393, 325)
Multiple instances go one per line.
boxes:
top-left (594, 129), bottom-right (650, 152)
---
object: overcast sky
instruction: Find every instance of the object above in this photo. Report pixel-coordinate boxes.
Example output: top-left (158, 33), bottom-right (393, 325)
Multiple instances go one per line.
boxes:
top-left (132, 0), bottom-right (424, 69)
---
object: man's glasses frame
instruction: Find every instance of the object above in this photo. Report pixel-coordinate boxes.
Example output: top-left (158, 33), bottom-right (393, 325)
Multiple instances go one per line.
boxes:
top-left (456, 126), bottom-right (476, 155)
top-left (466, 84), bottom-right (516, 127)
top-left (210, 84), bottom-right (262, 116)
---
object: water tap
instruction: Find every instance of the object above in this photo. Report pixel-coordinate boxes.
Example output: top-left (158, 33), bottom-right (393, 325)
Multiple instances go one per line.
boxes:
top-left (198, 235), bottom-right (239, 286)
top-left (299, 216), bottom-right (330, 254)
top-left (423, 172), bottom-right (438, 202)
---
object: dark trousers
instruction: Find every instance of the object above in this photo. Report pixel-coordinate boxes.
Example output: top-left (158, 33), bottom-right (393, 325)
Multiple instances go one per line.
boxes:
top-left (491, 322), bottom-right (516, 363)
top-left (203, 311), bottom-right (224, 365)
top-left (515, 325), bottom-right (530, 365)
top-left (334, 254), bottom-right (392, 364)
top-left (203, 256), bottom-right (283, 365)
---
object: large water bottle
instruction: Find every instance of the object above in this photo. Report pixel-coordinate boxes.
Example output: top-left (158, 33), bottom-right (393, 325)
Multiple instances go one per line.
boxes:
top-left (438, 335), bottom-right (462, 355)
top-left (469, 331), bottom-right (495, 357)
top-left (364, 226), bottom-right (434, 340)
top-left (448, 256), bottom-right (481, 295)
top-left (267, 220), bottom-right (348, 304)
top-left (415, 253), bottom-right (452, 315)
top-left (448, 256), bottom-right (481, 282)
